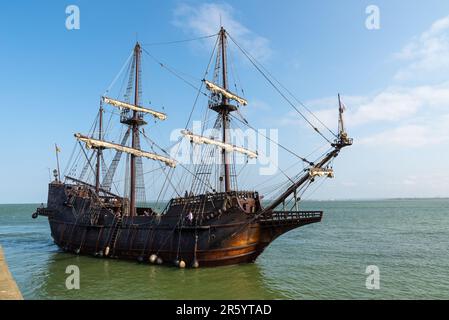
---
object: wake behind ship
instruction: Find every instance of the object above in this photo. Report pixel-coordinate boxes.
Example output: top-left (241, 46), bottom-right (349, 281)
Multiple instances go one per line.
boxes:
top-left (33, 27), bottom-right (352, 268)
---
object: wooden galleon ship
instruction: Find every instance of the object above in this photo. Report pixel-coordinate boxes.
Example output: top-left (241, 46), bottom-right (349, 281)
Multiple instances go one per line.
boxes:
top-left (33, 27), bottom-right (352, 268)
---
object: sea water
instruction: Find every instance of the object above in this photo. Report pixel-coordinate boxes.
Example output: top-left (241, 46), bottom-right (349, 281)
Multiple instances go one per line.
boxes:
top-left (0, 199), bottom-right (448, 299)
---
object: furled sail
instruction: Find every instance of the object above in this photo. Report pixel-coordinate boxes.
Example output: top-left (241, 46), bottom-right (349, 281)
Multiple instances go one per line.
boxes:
top-left (102, 96), bottom-right (167, 121)
top-left (309, 167), bottom-right (334, 178)
top-left (204, 80), bottom-right (248, 106)
top-left (181, 130), bottom-right (257, 159)
top-left (75, 134), bottom-right (176, 167)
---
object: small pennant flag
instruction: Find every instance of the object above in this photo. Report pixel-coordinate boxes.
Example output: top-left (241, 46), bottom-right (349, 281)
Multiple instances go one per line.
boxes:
top-left (340, 100), bottom-right (346, 113)
top-left (338, 94), bottom-right (347, 113)
top-left (55, 144), bottom-right (61, 153)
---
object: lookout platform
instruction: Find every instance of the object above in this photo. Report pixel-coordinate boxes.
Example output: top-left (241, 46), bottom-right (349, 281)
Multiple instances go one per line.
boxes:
top-left (0, 245), bottom-right (23, 300)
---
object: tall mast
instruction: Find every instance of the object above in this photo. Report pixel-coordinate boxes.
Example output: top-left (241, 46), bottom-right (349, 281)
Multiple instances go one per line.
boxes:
top-left (220, 27), bottom-right (231, 193)
top-left (95, 103), bottom-right (103, 193)
top-left (130, 42), bottom-right (141, 216)
top-left (338, 94), bottom-right (345, 135)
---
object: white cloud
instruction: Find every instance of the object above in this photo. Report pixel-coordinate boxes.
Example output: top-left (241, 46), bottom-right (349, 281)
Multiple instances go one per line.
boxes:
top-left (394, 15), bottom-right (449, 81)
top-left (359, 114), bottom-right (449, 148)
top-left (285, 15), bottom-right (449, 198)
top-left (355, 16), bottom-right (449, 148)
top-left (350, 89), bottom-right (420, 125)
top-left (278, 82), bottom-right (449, 149)
top-left (279, 82), bottom-right (449, 131)
top-left (359, 124), bottom-right (436, 147)
top-left (172, 3), bottom-right (272, 61)
top-left (350, 82), bottom-right (449, 126)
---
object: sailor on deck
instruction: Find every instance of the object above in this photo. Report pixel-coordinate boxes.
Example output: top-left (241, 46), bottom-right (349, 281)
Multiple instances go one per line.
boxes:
top-left (186, 211), bottom-right (193, 224)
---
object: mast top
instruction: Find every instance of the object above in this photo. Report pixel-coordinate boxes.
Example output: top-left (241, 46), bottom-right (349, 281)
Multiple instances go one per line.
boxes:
top-left (206, 27), bottom-right (244, 114)
top-left (332, 94), bottom-right (353, 148)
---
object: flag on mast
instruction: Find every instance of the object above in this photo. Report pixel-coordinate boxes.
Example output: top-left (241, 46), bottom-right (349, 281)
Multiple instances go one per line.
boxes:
top-left (338, 94), bottom-right (346, 113)
top-left (54, 143), bottom-right (61, 182)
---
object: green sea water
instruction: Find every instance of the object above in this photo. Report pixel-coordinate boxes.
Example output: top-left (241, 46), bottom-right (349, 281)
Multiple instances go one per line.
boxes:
top-left (0, 199), bottom-right (448, 300)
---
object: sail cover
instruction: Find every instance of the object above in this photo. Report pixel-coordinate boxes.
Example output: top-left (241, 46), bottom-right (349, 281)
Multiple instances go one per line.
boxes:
top-left (75, 134), bottom-right (176, 168)
top-left (204, 80), bottom-right (248, 106)
top-left (102, 97), bottom-right (167, 121)
top-left (181, 130), bottom-right (257, 159)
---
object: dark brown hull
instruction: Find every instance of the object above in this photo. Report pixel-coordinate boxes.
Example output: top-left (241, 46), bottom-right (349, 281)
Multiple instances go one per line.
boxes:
top-left (38, 183), bottom-right (322, 268)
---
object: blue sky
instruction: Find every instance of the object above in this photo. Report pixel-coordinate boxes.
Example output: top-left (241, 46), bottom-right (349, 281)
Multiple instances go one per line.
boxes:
top-left (1, 0), bottom-right (449, 203)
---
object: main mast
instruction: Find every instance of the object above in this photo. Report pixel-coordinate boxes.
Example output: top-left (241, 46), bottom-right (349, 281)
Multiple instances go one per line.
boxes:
top-left (219, 27), bottom-right (231, 193)
top-left (130, 42), bottom-right (141, 216)
top-left (200, 27), bottom-right (250, 193)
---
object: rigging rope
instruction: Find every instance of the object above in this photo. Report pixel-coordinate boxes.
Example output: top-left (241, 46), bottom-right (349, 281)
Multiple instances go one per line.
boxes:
top-left (229, 39), bottom-right (337, 139)
top-left (139, 129), bottom-right (216, 193)
top-left (141, 47), bottom-right (208, 97)
top-left (141, 33), bottom-right (218, 47)
top-left (103, 50), bottom-right (134, 96)
top-left (229, 113), bottom-right (314, 165)
top-left (226, 33), bottom-right (334, 144)
top-left (185, 35), bottom-right (219, 130)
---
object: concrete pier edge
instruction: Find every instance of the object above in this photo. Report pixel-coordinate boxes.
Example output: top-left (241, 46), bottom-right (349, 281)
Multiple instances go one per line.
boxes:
top-left (0, 245), bottom-right (23, 300)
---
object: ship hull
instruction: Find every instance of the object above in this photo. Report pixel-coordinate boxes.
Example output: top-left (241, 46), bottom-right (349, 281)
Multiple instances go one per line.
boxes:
top-left (47, 217), bottom-right (311, 267)
top-left (38, 183), bottom-right (322, 268)
top-left (48, 221), bottom-right (258, 267)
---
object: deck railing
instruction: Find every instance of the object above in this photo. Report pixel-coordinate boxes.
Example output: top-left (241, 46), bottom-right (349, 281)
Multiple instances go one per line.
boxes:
top-left (262, 210), bottom-right (323, 222)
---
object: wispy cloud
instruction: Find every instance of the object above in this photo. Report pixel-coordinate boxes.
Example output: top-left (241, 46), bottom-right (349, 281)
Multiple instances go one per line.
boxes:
top-left (172, 2), bottom-right (272, 61)
top-left (282, 82), bottom-right (449, 147)
top-left (394, 15), bottom-right (449, 82)
top-left (350, 83), bottom-right (449, 126)
top-left (358, 116), bottom-right (449, 147)
top-left (279, 15), bottom-right (449, 149)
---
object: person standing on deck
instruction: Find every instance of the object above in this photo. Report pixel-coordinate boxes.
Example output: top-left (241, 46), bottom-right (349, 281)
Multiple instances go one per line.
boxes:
top-left (186, 211), bottom-right (193, 224)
